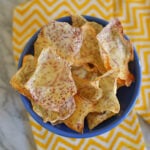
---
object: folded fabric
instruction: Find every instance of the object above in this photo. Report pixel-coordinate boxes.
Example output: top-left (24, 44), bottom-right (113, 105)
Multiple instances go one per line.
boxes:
top-left (13, 0), bottom-right (150, 149)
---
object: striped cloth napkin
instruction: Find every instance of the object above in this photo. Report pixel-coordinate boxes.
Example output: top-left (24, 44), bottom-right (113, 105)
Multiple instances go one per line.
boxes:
top-left (13, 0), bottom-right (150, 149)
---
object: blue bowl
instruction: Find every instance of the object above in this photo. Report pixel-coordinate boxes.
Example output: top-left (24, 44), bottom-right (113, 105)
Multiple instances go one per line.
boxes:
top-left (18, 16), bottom-right (142, 138)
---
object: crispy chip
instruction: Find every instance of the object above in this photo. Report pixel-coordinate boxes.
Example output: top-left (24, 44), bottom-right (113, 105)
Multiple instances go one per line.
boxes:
top-left (71, 66), bottom-right (88, 79)
top-left (34, 20), bottom-right (82, 63)
top-left (71, 14), bottom-right (103, 33)
top-left (32, 97), bottom-right (69, 125)
top-left (64, 71), bottom-right (120, 133)
top-left (87, 111), bottom-right (114, 130)
top-left (94, 70), bottom-right (120, 113)
top-left (10, 53), bottom-right (72, 124)
top-left (74, 23), bottom-right (106, 74)
top-left (25, 47), bottom-right (76, 118)
top-left (73, 75), bottom-right (103, 102)
top-left (10, 55), bottom-right (36, 100)
top-left (71, 66), bottom-right (100, 81)
top-left (31, 100), bottom-right (69, 125)
top-left (86, 21), bottom-right (103, 34)
top-left (34, 32), bottom-right (53, 58)
top-left (97, 18), bottom-right (134, 86)
top-left (71, 14), bottom-right (87, 27)
top-left (87, 70), bottom-right (120, 129)
top-left (64, 94), bottom-right (96, 133)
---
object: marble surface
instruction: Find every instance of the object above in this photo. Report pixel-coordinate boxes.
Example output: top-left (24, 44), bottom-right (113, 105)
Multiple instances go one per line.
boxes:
top-left (0, 0), bottom-right (150, 150)
top-left (0, 0), bottom-right (36, 150)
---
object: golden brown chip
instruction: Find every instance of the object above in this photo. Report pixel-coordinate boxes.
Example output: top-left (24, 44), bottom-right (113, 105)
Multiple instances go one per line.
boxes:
top-left (25, 48), bottom-right (77, 119)
top-left (34, 20), bottom-right (82, 64)
top-left (9, 54), bottom-right (68, 124)
top-left (97, 18), bottom-right (134, 86)
top-left (10, 50), bottom-right (77, 124)
top-left (64, 70), bottom-right (120, 133)
top-left (73, 75), bottom-right (102, 102)
top-left (31, 91), bottom-right (75, 125)
top-left (74, 23), bottom-right (106, 74)
top-left (64, 94), bottom-right (96, 133)
top-left (34, 31), bottom-right (53, 58)
top-left (10, 51), bottom-right (77, 124)
top-left (31, 100), bottom-right (47, 120)
top-left (87, 111), bottom-right (114, 130)
top-left (71, 66), bottom-right (88, 79)
top-left (10, 55), bottom-right (36, 100)
top-left (94, 70), bottom-right (120, 113)
top-left (86, 21), bottom-right (103, 34)
top-left (87, 70), bottom-right (120, 129)
top-left (31, 100), bottom-right (64, 125)
top-left (71, 66), bottom-right (100, 82)
top-left (71, 14), bottom-right (103, 33)
top-left (71, 14), bottom-right (87, 27)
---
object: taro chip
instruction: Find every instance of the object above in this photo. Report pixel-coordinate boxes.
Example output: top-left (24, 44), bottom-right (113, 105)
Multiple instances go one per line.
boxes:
top-left (73, 75), bottom-right (103, 102)
top-left (64, 94), bottom-right (96, 133)
top-left (71, 14), bottom-right (87, 27)
top-left (71, 66), bottom-right (100, 81)
top-left (71, 14), bottom-right (103, 33)
top-left (34, 33), bottom-right (53, 58)
top-left (94, 70), bottom-right (120, 113)
top-left (74, 23), bottom-right (106, 74)
top-left (34, 20), bottom-right (83, 64)
top-left (10, 53), bottom-right (72, 124)
top-left (86, 21), bottom-right (103, 34)
top-left (10, 55), bottom-right (36, 100)
top-left (64, 70), bottom-right (119, 133)
top-left (31, 99), bottom-right (71, 125)
top-left (71, 66), bottom-right (88, 79)
top-left (25, 47), bottom-right (77, 119)
top-left (87, 111), bottom-right (114, 130)
top-left (87, 70), bottom-right (120, 129)
top-left (97, 18), bottom-right (134, 86)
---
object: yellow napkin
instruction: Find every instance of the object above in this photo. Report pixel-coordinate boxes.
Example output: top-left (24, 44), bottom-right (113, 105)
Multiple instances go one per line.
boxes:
top-left (13, 0), bottom-right (150, 149)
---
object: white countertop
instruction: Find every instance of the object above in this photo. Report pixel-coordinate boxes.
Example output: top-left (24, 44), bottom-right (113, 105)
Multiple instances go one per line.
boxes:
top-left (0, 0), bottom-right (150, 150)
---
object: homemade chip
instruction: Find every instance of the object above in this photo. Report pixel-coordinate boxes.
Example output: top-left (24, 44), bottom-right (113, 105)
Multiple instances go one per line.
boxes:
top-left (87, 111), bottom-right (114, 130)
top-left (71, 14), bottom-right (103, 33)
top-left (10, 53), bottom-right (72, 124)
top-left (34, 33), bottom-right (53, 58)
top-left (25, 47), bottom-right (76, 118)
top-left (34, 20), bottom-right (82, 63)
top-left (10, 55), bottom-right (36, 100)
top-left (64, 71), bottom-right (120, 133)
top-left (71, 66), bottom-right (88, 79)
top-left (94, 70), bottom-right (120, 113)
top-left (97, 18), bottom-right (134, 86)
top-left (73, 75), bottom-right (102, 102)
top-left (86, 21), bottom-right (103, 34)
top-left (71, 66), bottom-right (99, 81)
top-left (71, 14), bottom-right (87, 27)
top-left (87, 70), bottom-right (120, 129)
top-left (64, 94), bottom-right (96, 133)
top-left (31, 100), bottom-right (70, 125)
top-left (74, 23), bottom-right (106, 74)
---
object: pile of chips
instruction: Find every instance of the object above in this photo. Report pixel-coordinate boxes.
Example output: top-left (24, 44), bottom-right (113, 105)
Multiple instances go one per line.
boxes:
top-left (10, 15), bottom-right (134, 133)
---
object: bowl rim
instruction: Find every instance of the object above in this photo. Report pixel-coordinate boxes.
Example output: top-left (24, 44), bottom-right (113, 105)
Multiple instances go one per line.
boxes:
top-left (18, 15), bottom-right (142, 138)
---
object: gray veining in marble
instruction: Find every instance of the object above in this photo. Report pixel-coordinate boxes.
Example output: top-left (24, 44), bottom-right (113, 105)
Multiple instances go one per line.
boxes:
top-left (0, 0), bottom-right (36, 150)
top-left (0, 0), bottom-right (150, 150)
